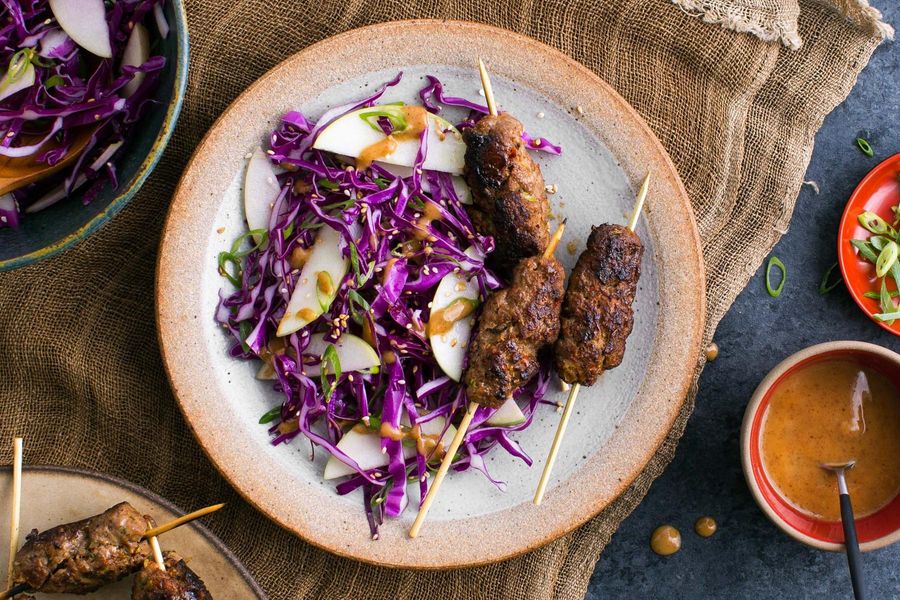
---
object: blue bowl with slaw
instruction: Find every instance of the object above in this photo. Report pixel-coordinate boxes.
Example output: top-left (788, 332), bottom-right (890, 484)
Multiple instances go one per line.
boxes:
top-left (0, 0), bottom-right (188, 272)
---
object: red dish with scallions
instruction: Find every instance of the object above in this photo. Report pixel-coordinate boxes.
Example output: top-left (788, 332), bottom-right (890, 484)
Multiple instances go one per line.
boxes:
top-left (837, 153), bottom-right (900, 336)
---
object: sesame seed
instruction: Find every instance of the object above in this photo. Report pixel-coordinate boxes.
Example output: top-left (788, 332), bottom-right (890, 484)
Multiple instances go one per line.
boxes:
top-left (576, 105), bottom-right (584, 115)
top-left (537, 111), bottom-right (545, 119)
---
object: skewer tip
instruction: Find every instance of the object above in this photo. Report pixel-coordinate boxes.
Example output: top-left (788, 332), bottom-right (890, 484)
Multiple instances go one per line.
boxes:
top-left (627, 172), bottom-right (651, 233)
top-left (477, 58), bottom-right (498, 116)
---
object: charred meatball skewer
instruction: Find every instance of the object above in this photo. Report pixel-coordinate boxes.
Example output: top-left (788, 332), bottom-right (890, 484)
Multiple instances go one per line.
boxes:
top-left (1, 503), bottom-right (224, 598)
top-left (532, 173), bottom-right (650, 506)
top-left (409, 61), bottom-right (565, 538)
top-left (461, 59), bottom-right (553, 275)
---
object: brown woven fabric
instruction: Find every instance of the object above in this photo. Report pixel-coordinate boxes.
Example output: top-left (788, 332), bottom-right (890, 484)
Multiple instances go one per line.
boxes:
top-left (0, 1), bottom-right (889, 598)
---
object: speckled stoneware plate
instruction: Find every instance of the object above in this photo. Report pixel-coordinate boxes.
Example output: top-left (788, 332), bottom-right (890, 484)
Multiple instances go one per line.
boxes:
top-left (0, 465), bottom-right (266, 598)
top-left (0, 0), bottom-right (189, 272)
top-left (157, 20), bottom-right (704, 568)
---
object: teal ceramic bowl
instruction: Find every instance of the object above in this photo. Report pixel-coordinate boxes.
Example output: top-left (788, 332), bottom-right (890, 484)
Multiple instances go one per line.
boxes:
top-left (0, 1), bottom-right (189, 272)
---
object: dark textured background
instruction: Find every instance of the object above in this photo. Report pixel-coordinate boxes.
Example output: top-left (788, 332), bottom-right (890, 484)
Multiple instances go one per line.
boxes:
top-left (588, 6), bottom-right (900, 598)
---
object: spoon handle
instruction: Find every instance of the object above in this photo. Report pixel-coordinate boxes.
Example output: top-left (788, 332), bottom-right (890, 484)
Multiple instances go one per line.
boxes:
top-left (840, 493), bottom-right (866, 600)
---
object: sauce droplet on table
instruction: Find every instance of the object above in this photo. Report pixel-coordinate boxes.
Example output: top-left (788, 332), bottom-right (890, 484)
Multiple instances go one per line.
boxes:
top-left (650, 524), bottom-right (681, 556)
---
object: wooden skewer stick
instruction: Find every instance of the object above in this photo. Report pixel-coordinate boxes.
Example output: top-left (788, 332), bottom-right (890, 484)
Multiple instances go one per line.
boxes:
top-left (533, 172), bottom-right (651, 506)
top-left (149, 535), bottom-right (166, 572)
top-left (478, 58), bottom-right (498, 116)
top-left (6, 438), bottom-right (22, 590)
top-left (143, 503), bottom-right (225, 539)
top-left (410, 220), bottom-right (567, 538)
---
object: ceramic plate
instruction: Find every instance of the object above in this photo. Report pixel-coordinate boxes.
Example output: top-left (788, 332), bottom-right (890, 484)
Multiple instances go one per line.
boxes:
top-left (838, 153), bottom-right (900, 336)
top-left (0, 465), bottom-right (266, 598)
top-left (157, 20), bottom-right (704, 568)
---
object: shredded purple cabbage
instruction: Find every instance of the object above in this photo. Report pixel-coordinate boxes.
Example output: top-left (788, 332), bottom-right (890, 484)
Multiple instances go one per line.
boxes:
top-left (216, 73), bottom-right (560, 536)
top-left (0, 0), bottom-right (168, 228)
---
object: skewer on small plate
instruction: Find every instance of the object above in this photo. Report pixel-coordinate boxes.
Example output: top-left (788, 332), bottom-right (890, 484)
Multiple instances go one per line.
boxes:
top-left (532, 172), bottom-right (650, 505)
top-left (6, 438), bottom-right (22, 591)
top-left (0, 503), bottom-right (224, 598)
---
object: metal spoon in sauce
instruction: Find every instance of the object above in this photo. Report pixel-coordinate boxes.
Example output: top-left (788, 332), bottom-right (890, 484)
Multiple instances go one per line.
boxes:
top-left (820, 460), bottom-right (866, 600)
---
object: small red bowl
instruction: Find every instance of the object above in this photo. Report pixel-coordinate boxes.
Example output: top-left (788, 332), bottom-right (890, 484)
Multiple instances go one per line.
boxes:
top-left (838, 153), bottom-right (900, 336)
top-left (741, 341), bottom-right (900, 551)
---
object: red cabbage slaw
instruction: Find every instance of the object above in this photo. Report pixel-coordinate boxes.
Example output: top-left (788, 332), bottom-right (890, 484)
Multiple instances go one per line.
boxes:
top-left (0, 0), bottom-right (168, 228)
top-left (216, 73), bottom-right (560, 536)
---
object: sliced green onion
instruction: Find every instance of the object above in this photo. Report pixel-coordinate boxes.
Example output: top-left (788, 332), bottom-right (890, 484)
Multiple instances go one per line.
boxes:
top-left (317, 179), bottom-right (339, 191)
top-left (858, 211), bottom-right (896, 237)
top-left (818, 262), bottom-right (843, 294)
top-left (879, 279), bottom-right (896, 325)
top-left (850, 239), bottom-right (878, 263)
top-left (44, 74), bottom-right (65, 89)
top-left (864, 290), bottom-right (899, 299)
top-left (217, 229), bottom-right (268, 287)
top-left (320, 343), bottom-right (342, 402)
top-left (870, 235), bottom-right (891, 251)
top-left (873, 310), bottom-right (900, 322)
top-left (259, 406), bottom-right (282, 425)
top-left (875, 241), bottom-right (898, 278)
top-left (765, 256), bottom-right (786, 297)
top-left (358, 104), bottom-right (408, 134)
top-left (855, 137), bottom-right (874, 157)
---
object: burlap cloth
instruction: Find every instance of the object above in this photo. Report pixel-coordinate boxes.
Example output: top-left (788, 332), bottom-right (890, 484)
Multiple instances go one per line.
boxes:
top-left (0, 0), bottom-right (891, 598)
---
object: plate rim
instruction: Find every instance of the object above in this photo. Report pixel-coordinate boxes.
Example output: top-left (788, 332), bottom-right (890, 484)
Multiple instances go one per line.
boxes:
top-left (3, 464), bottom-right (268, 599)
top-left (156, 18), bottom-right (705, 568)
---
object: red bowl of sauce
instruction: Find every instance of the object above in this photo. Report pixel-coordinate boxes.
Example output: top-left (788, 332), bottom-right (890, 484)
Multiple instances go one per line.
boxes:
top-left (742, 341), bottom-right (900, 551)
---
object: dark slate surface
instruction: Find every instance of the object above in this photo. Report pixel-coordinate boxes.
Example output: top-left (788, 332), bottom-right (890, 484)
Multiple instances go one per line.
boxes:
top-left (587, 8), bottom-right (900, 600)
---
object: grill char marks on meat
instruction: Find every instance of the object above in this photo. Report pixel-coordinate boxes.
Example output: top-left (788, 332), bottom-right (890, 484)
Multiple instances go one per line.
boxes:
top-left (464, 255), bottom-right (565, 408)
top-left (132, 551), bottom-right (213, 600)
top-left (554, 224), bottom-right (643, 386)
top-left (11, 502), bottom-right (152, 594)
top-left (463, 113), bottom-right (551, 272)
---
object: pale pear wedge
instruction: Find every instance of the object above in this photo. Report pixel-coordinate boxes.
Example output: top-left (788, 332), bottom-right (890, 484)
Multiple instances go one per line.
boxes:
top-left (428, 252), bottom-right (481, 381)
top-left (276, 226), bottom-right (348, 336)
top-left (324, 415), bottom-right (457, 480)
top-left (313, 105), bottom-right (465, 174)
top-left (243, 146), bottom-right (281, 241)
top-left (303, 332), bottom-right (380, 377)
top-left (485, 397), bottom-right (526, 427)
top-left (0, 63), bottom-right (35, 104)
top-left (49, 0), bottom-right (112, 58)
top-left (121, 23), bottom-right (150, 98)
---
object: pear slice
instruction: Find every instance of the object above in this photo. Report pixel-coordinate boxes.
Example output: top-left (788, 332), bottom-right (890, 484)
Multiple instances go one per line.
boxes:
top-left (121, 23), bottom-right (150, 98)
top-left (243, 146), bottom-right (281, 242)
top-left (324, 415), bottom-right (456, 480)
top-left (303, 333), bottom-right (379, 377)
top-left (276, 226), bottom-right (349, 336)
top-left (485, 397), bottom-right (526, 427)
top-left (428, 255), bottom-right (481, 381)
top-left (313, 105), bottom-right (465, 174)
top-left (49, 0), bottom-right (112, 58)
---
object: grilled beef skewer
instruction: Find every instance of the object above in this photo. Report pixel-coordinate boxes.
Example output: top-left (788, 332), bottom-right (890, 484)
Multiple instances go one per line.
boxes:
top-left (11, 502), bottom-right (152, 594)
top-left (464, 254), bottom-right (565, 408)
top-left (554, 223), bottom-right (644, 386)
top-left (463, 112), bottom-right (551, 273)
top-left (132, 551), bottom-right (213, 600)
